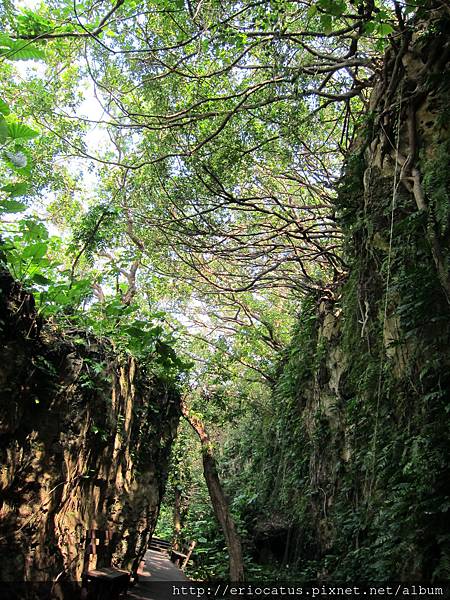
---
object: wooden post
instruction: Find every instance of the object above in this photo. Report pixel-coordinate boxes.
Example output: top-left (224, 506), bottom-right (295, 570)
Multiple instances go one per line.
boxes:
top-left (181, 541), bottom-right (196, 571)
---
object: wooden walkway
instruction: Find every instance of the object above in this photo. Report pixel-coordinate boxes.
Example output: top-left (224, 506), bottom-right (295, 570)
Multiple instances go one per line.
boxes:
top-left (127, 549), bottom-right (188, 600)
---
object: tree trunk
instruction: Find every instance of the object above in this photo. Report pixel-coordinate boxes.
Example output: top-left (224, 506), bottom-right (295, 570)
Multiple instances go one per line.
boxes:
top-left (173, 487), bottom-right (182, 551)
top-left (181, 401), bottom-right (245, 582)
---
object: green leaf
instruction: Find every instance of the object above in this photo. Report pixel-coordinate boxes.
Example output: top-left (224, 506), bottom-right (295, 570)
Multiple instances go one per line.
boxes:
top-left (0, 115), bottom-right (7, 143)
top-left (0, 199), bottom-right (28, 213)
top-left (318, 0), bottom-right (346, 17)
top-left (31, 273), bottom-right (53, 285)
top-left (7, 121), bottom-right (39, 141)
top-left (23, 219), bottom-right (48, 240)
top-left (22, 242), bottom-right (48, 259)
top-left (364, 21), bottom-right (376, 34)
top-left (378, 23), bottom-right (394, 36)
top-left (0, 35), bottom-right (45, 61)
top-left (0, 98), bottom-right (10, 115)
top-left (1, 182), bottom-right (29, 197)
top-left (10, 45), bottom-right (46, 61)
top-left (320, 14), bottom-right (333, 34)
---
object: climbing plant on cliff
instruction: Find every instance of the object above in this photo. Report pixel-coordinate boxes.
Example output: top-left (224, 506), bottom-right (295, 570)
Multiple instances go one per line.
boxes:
top-left (215, 1), bottom-right (450, 581)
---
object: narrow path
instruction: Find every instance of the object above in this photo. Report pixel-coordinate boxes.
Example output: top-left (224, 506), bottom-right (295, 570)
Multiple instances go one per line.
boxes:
top-left (127, 549), bottom-right (188, 600)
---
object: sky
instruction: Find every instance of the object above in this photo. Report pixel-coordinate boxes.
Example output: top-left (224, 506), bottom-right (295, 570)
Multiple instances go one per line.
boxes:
top-left (16, 0), bottom-right (112, 166)
top-left (13, 55), bottom-right (112, 224)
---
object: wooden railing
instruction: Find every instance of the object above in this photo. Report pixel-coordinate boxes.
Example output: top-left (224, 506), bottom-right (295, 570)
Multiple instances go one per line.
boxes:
top-left (149, 536), bottom-right (196, 571)
top-left (81, 529), bottom-right (129, 599)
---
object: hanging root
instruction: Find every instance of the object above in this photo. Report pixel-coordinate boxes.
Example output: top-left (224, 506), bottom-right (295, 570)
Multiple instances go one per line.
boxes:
top-left (395, 102), bottom-right (450, 305)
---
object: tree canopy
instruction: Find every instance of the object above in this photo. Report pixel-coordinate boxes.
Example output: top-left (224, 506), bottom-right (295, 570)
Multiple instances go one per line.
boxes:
top-left (1, 0), bottom-right (419, 379)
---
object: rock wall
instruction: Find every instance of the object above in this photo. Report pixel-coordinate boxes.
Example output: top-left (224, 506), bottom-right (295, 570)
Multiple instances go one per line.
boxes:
top-left (0, 269), bottom-right (180, 595)
top-left (247, 3), bottom-right (450, 580)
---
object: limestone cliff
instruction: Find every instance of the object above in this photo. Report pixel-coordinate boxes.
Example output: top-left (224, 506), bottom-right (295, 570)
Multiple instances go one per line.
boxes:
top-left (249, 3), bottom-right (450, 580)
top-left (0, 268), bottom-right (180, 595)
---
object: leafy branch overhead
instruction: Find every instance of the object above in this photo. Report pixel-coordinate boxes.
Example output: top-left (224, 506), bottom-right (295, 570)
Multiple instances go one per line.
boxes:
top-left (0, 0), bottom-right (436, 387)
top-left (2, 0), bottom-right (421, 299)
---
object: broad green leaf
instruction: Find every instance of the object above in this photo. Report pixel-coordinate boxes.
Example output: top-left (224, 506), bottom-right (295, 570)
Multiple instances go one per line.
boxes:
top-left (0, 115), bottom-right (7, 143)
top-left (320, 14), bottom-right (333, 34)
top-left (364, 21), bottom-right (377, 34)
top-left (0, 37), bottom-right (45, 61)
top-left (378, 23), bottom-right (394, 36)
top-left (31, 273), bottom-right (53, 285)
top-left (22, 242), bottom-right (48, 259)
top-left (1, 182), bottom-right (29, 197)
top-left (318, 0), bottom-right (346, 17)
top-left (0, 98), bottom-right (10, 116)
top-left (10, 46), bottom-right (45, 61)
top-left (7, 121), bottom-right (39, 141)
top-left (23, 219), bottom-right (48, 239)
top-left (0, 199), bottom-right (28, 213)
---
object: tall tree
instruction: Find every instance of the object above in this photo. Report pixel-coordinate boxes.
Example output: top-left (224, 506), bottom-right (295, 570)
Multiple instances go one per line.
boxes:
top-left (181, 398), bottom-right (245, 582)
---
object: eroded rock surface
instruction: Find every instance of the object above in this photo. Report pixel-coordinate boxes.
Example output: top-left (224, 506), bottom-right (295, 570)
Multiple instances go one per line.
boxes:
top-left (0, 269), bottom-right (180, 592)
